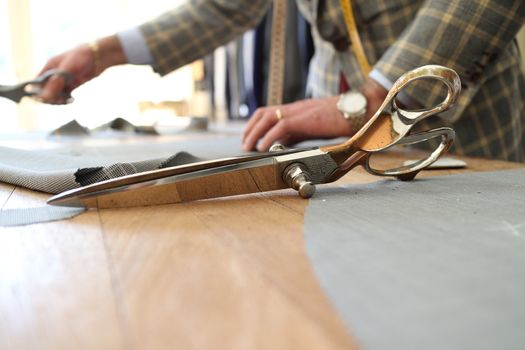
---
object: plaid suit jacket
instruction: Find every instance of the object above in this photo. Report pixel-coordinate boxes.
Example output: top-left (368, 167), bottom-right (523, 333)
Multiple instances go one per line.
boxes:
top-left (140, 0), bottom-right (525, 161)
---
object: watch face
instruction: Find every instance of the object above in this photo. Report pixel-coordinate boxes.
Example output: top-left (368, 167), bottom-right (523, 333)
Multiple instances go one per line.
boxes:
top-left (337, 91), bottom-right (367, 118)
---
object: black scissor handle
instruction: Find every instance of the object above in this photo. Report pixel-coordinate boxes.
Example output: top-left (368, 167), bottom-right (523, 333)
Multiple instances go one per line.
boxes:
top-left (0, 69), bottom-right (73, 103)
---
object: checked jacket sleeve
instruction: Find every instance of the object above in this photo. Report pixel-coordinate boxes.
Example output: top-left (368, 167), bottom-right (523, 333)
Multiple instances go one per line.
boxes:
top-left (139, 0), bottom-right (272, 76)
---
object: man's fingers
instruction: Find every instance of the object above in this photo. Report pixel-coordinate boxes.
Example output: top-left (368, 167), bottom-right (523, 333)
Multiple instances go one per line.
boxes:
top-left (242, 109), bottom-right (280, 151)
top-left (241, 96), bottom-right (348, 152)
top-left (242, 105), bottom-right (286, 142)
top-left (39, 75), bottom-right (66, 104)
top-left (258, 113), bottom-right (318, 151)
top-left (256, 120), bottom-right (289, 151)
top-left (37, 56), bottom-right (61, 77)
top-left (242, 107), bottom-right (268, 142)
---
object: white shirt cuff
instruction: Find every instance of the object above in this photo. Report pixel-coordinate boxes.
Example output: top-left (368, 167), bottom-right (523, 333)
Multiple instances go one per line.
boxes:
top-left (369, 69), bottom-right (417, 108)
top-left (116, 27), bottom-right (154, 65)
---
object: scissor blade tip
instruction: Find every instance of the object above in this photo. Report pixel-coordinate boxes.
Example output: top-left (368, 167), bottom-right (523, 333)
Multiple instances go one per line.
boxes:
top-left (47, 194), bottom-right (86, 208)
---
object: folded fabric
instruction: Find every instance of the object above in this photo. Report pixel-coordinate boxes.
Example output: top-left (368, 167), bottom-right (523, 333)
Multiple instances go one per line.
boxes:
top-left (75, 151), bottom-right (202, 187)
top-left (48, 119), bottom-right (90, 136)
top-left (90, 117), bottom-right (158, 135)
top-left (0, 135), bottom-right (242, 194)
top-left (48, 117), bottom-right (158, 137)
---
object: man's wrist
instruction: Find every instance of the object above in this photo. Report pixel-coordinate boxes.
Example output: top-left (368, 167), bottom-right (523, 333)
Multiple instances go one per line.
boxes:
top-left (359, 77), bottom-right (388, 120)
top-left (89, 35), bottom-right (127, 75)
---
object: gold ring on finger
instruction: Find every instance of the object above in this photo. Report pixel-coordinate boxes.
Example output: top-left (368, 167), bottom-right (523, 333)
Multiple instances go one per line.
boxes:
top-left (275, 109), bottom-right (284, 121)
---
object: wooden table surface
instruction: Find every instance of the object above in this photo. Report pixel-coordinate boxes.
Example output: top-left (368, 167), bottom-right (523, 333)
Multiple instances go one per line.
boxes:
top-left (0, 134), bottom-right (523, 350)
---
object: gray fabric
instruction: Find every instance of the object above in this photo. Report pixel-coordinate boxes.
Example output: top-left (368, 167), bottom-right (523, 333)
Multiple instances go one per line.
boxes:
top-left (48, 119), bottom-right (90, 136)
top-left (304, 169), bottom-right (525, 350)
top-left (74, 152), bottom-right (203, 186)
top-left (0, 134), bottom-right (335, 226)
top-left (0, 135), bottom-right (241, 226)
top-left (90, 117), bottom-right (158, 135)
top-left (0, 135), bottom-right (241, 194)
top-left (0, 206), bottom-right (86, 227)
top-left (49, 118), bottom-right (158, 137)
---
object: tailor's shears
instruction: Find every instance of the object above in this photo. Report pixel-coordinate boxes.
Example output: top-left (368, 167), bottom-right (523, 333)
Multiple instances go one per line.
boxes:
top-left (0, 69), bottom-right (73, 103)
top-left (48, 65), bottom-right (461, 209)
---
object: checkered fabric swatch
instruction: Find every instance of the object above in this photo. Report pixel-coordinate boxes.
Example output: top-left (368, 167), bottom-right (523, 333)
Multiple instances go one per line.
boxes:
top-left (0, 135), bottom-right (242, 226)
top-left (75, 152), bottom-right (202, 187)
top-left (0, 146), bottom-right (203, 194)
top-left (0, 134), bottom-right (243, 194)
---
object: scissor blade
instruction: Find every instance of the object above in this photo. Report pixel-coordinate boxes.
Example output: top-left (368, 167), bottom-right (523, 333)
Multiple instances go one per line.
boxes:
top-left (48, 156), bottom-right (287, 208)
top-left (0, 84), bottom-right (25, 103)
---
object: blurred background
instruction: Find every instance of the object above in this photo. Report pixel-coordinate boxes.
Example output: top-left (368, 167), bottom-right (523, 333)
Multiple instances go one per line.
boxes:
top-left (1, 0), bottom-right (525, 135)
top-left (0, 0), bottom-right (198, 133)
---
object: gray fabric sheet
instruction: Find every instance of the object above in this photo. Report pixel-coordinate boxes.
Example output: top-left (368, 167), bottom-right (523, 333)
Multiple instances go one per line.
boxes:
top-left (0, 134), bottom-right (242, 226)
top-left (0, 135), bottom-right (241, 194)
top-left (0, 207), bottom-right (86, 227)
top-left (304, 168), bottom-right (525, 350)
top-left (48, 118), bottom-right (159, 136)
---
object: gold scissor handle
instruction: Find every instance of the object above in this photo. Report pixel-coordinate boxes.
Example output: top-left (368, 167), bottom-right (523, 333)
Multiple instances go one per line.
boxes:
top-left (363, 127), bottom-right (455, 181)
top-left (382, 65), bottom-right (461, 132)
top-left (321, 65), bottom-right (461, 183)
top-left (323, 65), bottom-right (461, 156)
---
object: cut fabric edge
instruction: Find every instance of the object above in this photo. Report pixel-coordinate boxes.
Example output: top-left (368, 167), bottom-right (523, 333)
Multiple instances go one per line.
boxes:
top-left (0, 206), bottom-right (87, 227)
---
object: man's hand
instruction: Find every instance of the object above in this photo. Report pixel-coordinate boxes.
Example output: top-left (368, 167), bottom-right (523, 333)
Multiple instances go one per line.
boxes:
top-left (38, 35), bottom-right (127, 104)
top-left (242, 96), bottom-right (352, 152)
top-left (241, 77), bottom-right (388, 152)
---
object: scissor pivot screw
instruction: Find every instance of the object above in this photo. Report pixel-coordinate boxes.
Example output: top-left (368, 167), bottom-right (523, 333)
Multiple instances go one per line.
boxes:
top-left (284, 163), bottom-right (316, 199)
top-left (269, 143), bottom-right (286, 152)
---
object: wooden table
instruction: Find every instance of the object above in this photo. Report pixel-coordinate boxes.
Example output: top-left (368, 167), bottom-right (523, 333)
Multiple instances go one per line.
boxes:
top-left (0, 134), bottom-right (522, 350)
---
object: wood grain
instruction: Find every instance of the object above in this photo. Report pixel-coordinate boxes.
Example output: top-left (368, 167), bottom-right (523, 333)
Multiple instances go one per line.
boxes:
top-left (0, 147), bottom-right (522, 350)
top-left (98, 193), bottom-right (355, 349)
top-left (0, 187), bottom-right (126, 350)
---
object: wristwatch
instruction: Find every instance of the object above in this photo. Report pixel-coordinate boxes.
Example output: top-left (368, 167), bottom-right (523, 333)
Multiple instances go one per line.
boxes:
top-left (336, 90), bottom-right (368, 131)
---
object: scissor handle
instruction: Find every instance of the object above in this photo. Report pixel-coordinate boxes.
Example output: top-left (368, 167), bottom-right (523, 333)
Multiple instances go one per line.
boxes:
top-left (0, 69), bottom-right (74, 104)
top-left (26, 69), bottom-right (73, 95)
top-left (29, 69), bottom-right (63, 85)
top-left (385, 65), bottom-right (461, 129)
top-left (363, 127), bottom-right (455, 181)
top-left (361, 65), bottom-right (460, 152)
top-left (1, 69), bottom-right (74, 103)
top-left (322, 65), bottom-right (461, 156)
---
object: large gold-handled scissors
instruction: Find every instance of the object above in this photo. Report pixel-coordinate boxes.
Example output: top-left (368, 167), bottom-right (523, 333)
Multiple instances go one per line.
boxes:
top-left (48, 65), bottom-right (460, 209)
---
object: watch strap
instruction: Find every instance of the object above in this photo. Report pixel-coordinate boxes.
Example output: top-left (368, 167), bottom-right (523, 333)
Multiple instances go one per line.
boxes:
top-left (343, 112), bottom-right (368, 132)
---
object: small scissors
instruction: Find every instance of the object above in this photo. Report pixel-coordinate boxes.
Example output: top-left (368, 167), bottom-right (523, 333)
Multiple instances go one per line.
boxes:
top-left (48, 65), bottom-right (461, 209)
top-left (0, 69), bottom-right (73, 103)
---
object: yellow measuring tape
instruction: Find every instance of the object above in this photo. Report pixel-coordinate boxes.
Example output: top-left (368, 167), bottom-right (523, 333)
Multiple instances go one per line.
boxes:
top-left (339, 0), bottom-right (371, 76)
